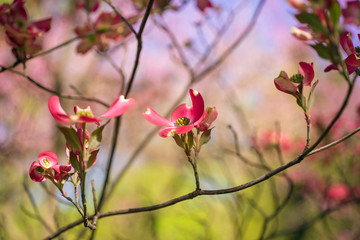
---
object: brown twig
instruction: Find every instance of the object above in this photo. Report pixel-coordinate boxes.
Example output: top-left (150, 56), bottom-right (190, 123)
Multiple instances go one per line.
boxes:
top-left (5, 68), bottom-right (110, 107)
top-left (96, 0), bottom-right (154, 217)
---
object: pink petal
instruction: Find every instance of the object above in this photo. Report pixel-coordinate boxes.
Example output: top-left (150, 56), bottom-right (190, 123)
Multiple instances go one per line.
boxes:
top-left (324, 64), bottom-right (337, 72)
top-left (29, 161), bottom-right (45, 182)
top-left (346, 64), bottom-right (358, 75)
top-left (143, 107), bottom-right (174, 126)
top-left (78, 115), bottom-right (101, 123)
top-left (197, 106), bottom-right (217, 130)
top-left (345, 54), bottom-right (360, 67)
top-left (38, 151), bottom-right (58, 168)
top-left (31, 18), bottom-right (52, 33)
top-left (340, 32), bottom-right (355, 56)
top-left (99, 96), bottom-right (135, 118)
top-left (53, 164), bottom-right (72, 181)
top-left (48, 96), bottom-right (73, 125)
top-left (196, 0), bottom-right (213, 12)
top-left (274, 71), bottom-right (297, 94)
top-left (158, 125), bottom-right (194, 137)
top-left (189, 89), bottom-right (205, 125)
top-left (299, 62), bottom-right (314, 86)
top-left (53, 164), bottom-right (71, 173)
top-left (171, 104), bottom-right (193, 123)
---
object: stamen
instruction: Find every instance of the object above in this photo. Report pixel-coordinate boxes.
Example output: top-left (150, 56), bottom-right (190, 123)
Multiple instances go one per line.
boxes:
top-left (176, 117), bottom-right (190, 126)
top-left (290, 73), bottom-right (304, 84)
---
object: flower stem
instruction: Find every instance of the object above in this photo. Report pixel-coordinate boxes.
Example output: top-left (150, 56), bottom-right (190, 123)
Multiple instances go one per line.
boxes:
top-left (304, 113), bottom-right (311, 150)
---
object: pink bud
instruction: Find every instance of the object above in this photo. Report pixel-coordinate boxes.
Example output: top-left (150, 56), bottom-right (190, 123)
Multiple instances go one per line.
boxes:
top-left (286, 0), bottom-right (306, 11)
top-left (274, 71), bottom-right (298, 95)
top-left (326, 184), bottom-right (350, 201)
top-left (291, 26), bottom-right (313, 41)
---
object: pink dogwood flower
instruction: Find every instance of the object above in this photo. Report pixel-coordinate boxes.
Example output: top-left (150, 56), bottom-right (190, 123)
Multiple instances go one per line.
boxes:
top-left (325, 32), bottom-right (360, 74)
top-left (29, 151), bottom-right (71, 182)
top-left (274, 61), bottom-right (315, 96)
top-left (48, 95), bottom-right (135, 125)
top-left (143, 89), bottom-right (205, 137)
top-left (274, 61), bottom-right (318, 113)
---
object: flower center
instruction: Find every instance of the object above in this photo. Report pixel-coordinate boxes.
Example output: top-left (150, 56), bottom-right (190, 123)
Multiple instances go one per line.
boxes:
top-left (290, 74), bottom-right (304, 84)
top-left (75, 106), bottom-right (94, 118)
top-left (36, 166), bottom-right (44, 173)
top-left (176, 117), bottom-right (190, 126)
top-left (42, 158), bottom-right (51, 168)
top-left (355, 46), bottom-right (360, 55)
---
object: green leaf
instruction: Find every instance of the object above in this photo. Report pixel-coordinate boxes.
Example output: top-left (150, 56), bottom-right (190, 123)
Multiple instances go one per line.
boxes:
top-left (311, 43), bottom-right (330, 60)
top-left (172, 134), bottom-right (184, 149)
top-left (87, 149), bottom-right (99, 169)
top-left (69, 151), bottom-right (80, 172)
top-left (199, 128), bottom-right (213, 146)
top-left (296, 12), bottom-right (327, 33)
top-left (88, 123), bottom-right (107, 151)
top-left (296, 94), bottom-right (306, 112)
top-left (187, 131), bottom-right (194, 150)
top-left (307, 80), bottom-right (319, 112)
top-left (329, 1), bottom-right (341, 27)
top-left (0, 0), bottom-right (12, 4)
top-left (58, 127), bottom-right (82, 152)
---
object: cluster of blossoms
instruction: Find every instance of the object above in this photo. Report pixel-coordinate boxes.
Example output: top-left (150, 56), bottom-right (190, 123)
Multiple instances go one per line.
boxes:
top-left (274, 61), bottom-right (318, 113)
top-left (287, 0), bottom-right (360, 76)
top-left (29, 95), bottom-right (135, 184)
top-left (0, 0), bottom-right (51, 59)
top-left (30, 89), bottom-right (217, 186)
top-left (288, 0), bottom-right (360, 41)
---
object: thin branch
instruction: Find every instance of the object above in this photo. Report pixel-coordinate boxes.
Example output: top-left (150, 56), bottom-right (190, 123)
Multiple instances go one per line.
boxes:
top-left (265, 198), bottom-right (360, 239)
top-left (307, 125), bottom-right (360, 157)
top-left (6, 68), bottom-right (109, 107)
top-left (102, 0), bottom-right (137, 36)
top-left (0, 33), bottom-right (101, 73)
top-left (96, 0), bottom-right (154, 213)
top-left (153, 15), bottom-right (193, 72)
top-left (194, 0), bottom-right (266, 83)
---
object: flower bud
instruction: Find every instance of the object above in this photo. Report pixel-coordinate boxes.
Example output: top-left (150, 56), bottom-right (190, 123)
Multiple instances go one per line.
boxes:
top-left (291, 26), bottom-right (313, 41)
top-left (286, 0), bottom-right (306, 11)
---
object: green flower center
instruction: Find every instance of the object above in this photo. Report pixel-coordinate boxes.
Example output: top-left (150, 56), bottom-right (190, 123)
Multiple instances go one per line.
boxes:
top-left (176, 117), bottom-right (190, 126)
top-left (36, 166), bottom-right (44, 173)
top-left (76, 107), bottom-right (94, 118)
top-left (355, 46), bottom-right (360, 54)
top-left (290, 74), bottom-right (304, 84)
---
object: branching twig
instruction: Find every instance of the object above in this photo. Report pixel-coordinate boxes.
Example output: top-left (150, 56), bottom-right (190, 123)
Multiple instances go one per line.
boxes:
top-left (45, 72), bottom-right (355, 239)
top-left (5, 68), bottom-right (110, 107)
